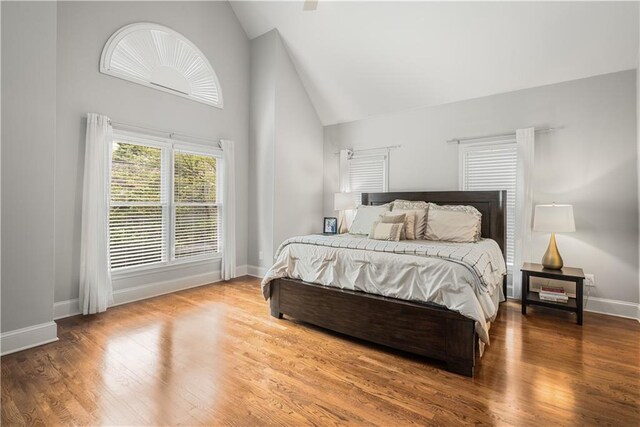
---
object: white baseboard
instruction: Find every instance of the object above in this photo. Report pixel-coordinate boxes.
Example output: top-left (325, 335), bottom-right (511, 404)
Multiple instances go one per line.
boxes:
top-left (507, 294), bottom-right (640, 321)
top-left (54, 264), bottom-right (249, 320)
top-left (247, 265), bottom-right (268, 278)
top-left (236, 264), bottom-right (248, 276)
top-left (1, 321), bottom-right (58, 356)
top-left (53, 299), bottom-right (82, 320)
top-left (584, 296), bottom-right (640, 321)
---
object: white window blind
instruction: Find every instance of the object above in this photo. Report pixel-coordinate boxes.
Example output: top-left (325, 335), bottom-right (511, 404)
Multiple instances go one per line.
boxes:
top-left (349, 153), bottom-right (388, 205)
top-left (109, 134), bottom-right (222, 271)
top-left (173, 150), bottom-right (220, 259)
top-left (110, 141), bottom-right (168, 269)
top-left (460, 143), bottom-right (517, 267)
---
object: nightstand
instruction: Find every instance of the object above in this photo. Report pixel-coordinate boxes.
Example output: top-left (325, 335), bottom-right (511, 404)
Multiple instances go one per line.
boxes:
top-left (521, 262), bottom-right (585, 325)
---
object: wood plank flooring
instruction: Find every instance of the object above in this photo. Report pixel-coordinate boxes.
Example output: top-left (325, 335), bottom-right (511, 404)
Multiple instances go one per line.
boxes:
top-left (2, 277), bottom-right (639, 426)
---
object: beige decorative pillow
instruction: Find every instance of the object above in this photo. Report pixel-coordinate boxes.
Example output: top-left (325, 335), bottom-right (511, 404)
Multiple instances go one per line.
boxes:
top-left (425, 204), bottom-right (482, 243)
top-left (384, 211), bottom-right (415, 240)
top-left (429, 203), bottom-right (482, 241)
top-left (392, 205), bottom-right (427, 239)
top-left (380, 213), bottom-right (407, 224)
top-left (381, 213), bottom-right (408, 240)
top-left (392, 200), bottom-right (429, 211)
top-left (369, 222), bottom-right (403, 241)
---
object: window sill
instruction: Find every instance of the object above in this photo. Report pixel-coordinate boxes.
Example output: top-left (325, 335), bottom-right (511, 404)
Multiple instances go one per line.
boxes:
top-left (111, 255), bottom-right (223, 280)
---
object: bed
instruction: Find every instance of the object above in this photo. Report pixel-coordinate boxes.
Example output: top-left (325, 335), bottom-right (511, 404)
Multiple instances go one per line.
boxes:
top-left (262, 191), bottom-right (507, 377)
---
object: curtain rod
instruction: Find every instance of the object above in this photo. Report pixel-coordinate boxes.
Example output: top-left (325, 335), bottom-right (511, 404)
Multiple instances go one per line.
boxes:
top-left (109, 120), bottom-right (221, 147)
top-left (333, 144), bottom-right (401, 155)
top-left (446, 128), bottom-right (556, 145)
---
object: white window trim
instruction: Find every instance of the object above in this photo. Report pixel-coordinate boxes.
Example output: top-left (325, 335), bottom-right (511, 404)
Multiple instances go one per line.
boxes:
top-left (114, 129), bottom-right (222, 156)
top-left (110, 129), bottom-right (223, 278)
top-left (458, 138), bottom-right (516, 272)
top-left (110, 255), bottom-right (221, 280)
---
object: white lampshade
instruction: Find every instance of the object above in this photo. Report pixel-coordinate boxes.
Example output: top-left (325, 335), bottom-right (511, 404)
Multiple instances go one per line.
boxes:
top-left (533, 204), bottom-right (575, 233)
top-left (334, 192), bottom-right (356, 211)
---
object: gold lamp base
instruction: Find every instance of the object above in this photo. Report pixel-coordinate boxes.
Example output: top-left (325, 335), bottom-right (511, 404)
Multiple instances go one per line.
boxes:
top-left (541, 233), bottom-right (564, 270)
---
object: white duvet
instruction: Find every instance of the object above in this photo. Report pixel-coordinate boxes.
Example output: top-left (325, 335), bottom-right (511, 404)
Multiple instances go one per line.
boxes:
top-left (261, 234), bottom-right (506, 344)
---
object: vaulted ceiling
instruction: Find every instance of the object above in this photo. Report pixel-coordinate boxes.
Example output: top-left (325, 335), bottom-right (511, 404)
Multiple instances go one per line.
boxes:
top-left (231, 1), bottom-right (639, 126)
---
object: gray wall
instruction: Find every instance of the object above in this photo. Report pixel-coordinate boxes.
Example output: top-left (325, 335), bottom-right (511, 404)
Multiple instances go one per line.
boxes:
top-left (1, 2), bottom-right (57, 332)
top-left (273, 35), bottom-right (324, 260)
top-left (324, 70), bottom-right (638, 305)
top-left (54, 1), bottom-right (250, 302)
top-left (248, 30), bottom-right (277, 270)
top-left (249, 30), bottom-right (324, 270)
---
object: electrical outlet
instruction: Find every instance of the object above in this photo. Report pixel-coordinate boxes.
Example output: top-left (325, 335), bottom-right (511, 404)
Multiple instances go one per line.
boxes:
top-left (259, 251), bottom-right (264, 261)
top-left (585, 273), bottom-right (595, 287)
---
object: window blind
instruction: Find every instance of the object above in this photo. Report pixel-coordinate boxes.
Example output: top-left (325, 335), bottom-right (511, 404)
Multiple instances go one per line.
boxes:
top-left (109, 141), bottom-right (167, 269)
top-left (173, 151), bottom-right (220, 259)
top-left (461, 144), bottom-right (517, 266)
top-left (109, 135), bottom-right (222, 272)
top-left (349, 154), bottom-right (388, 205)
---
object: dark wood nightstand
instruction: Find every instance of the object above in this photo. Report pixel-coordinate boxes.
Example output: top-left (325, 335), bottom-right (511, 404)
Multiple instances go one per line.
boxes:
top-left (521, 262), bottom-right (585, 325)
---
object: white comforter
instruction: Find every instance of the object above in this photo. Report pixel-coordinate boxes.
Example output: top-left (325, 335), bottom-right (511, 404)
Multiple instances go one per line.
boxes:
top-left (261, 234), bottom-right (506, 344)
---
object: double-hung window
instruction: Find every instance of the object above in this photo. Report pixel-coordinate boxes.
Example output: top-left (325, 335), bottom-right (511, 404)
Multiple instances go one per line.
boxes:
top-left (109, 132), bottom-right (222, 272)
top-left (348, 150), bottom-right (389, 206)
top-left (459, 141), bottom-right (517, 269)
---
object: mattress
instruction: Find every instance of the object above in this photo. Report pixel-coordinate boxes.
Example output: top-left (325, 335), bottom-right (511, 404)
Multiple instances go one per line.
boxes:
top-left (261, 234), bottom-right (506, 344)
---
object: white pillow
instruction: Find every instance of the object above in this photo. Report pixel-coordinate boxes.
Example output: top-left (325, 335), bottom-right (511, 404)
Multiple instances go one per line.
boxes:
top-left (425, 205), bottom-right (482, 243)
top-left (349, 205), bottom-right (391, 235)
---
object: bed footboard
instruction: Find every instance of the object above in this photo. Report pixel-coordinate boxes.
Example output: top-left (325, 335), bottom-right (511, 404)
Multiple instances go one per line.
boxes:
top-left (269, 278), bottom-right (477, 377)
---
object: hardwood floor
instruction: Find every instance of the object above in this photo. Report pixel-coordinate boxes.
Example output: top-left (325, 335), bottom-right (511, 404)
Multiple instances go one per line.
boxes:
top-left (2, 277), bottom-right (639, 426)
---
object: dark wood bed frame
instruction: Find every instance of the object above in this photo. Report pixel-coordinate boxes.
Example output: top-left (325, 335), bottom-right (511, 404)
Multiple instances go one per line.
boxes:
top-left (269, 191), bottom-right (507, 377)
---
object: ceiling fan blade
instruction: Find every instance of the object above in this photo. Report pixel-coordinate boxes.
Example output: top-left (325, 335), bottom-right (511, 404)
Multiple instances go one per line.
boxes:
top-left (303, 0), bottom-right (318, 11)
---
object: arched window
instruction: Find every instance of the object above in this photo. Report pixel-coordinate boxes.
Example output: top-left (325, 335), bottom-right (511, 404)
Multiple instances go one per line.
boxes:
top-left (100, 23), bottom-right (223, 108)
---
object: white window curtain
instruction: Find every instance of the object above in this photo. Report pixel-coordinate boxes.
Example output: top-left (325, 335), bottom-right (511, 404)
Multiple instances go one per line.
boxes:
top-left (221, 139), bottom-right (236, 280)
top-left (80, 113), bottom-right (114, 314)
top-left (338, 149), bottom-right (352, 233)
top-left (338, 149), bottom-right (352, 193)
top-left (512, 127), bottom-right (535, 298)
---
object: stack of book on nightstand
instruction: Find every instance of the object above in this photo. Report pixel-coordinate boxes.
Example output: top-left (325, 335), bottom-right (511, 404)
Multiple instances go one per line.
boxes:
top-left (539, 286), bottom-right (569, 303)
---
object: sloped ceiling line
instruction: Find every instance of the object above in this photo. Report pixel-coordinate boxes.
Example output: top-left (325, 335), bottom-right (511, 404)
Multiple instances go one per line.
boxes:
top-left (231, 1), bottom-right (638, 126)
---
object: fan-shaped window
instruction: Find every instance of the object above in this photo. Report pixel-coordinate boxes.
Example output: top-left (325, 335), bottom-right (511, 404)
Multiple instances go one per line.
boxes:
top-left (100, 23), bottom-right (223, 108)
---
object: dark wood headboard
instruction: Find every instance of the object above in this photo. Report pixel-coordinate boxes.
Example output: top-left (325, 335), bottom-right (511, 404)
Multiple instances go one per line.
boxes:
top-left (361, 191), bottom-right (507, 257)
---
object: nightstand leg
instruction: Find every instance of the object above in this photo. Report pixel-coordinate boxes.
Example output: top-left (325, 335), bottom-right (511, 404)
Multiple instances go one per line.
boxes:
top-left (521, 272), bottom-right (528, 315)
top-left (576, 278), bottom-right (583, 325)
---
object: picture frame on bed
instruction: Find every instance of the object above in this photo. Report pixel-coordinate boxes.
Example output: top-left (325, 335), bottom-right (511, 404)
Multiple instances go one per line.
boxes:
top-left (323, 217), bottom-right (338, 234)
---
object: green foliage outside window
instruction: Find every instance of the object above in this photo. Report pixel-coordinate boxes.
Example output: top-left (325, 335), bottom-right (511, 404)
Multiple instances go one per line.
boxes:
top-left (109, 141), bottom-right (219, 269)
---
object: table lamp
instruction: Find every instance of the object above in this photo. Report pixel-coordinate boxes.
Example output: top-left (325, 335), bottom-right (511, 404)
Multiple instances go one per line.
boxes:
top-left (334, 192), bottom-right (356, 234)
top-left (533, 204), bottom-right (575, 270)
